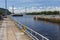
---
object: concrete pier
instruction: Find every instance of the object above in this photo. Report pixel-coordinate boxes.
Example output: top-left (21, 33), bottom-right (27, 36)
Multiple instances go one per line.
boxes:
top-left (34, 15), bottom-right (60, 23)
top-left (0, 18), bottom-right (32, 40)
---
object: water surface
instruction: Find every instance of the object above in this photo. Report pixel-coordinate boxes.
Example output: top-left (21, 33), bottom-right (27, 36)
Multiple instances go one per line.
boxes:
top-left (12, 15), bottom-right (60, 40)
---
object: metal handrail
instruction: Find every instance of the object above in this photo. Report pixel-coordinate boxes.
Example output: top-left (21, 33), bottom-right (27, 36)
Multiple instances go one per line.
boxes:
top-left (9, 16), bottom-right (49, 40)
top-left (21, 24), bottom-right (49, 40)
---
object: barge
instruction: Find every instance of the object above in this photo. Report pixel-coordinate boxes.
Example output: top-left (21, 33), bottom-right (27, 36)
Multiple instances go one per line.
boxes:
top-left (11, 14), bottom-right (23, 16)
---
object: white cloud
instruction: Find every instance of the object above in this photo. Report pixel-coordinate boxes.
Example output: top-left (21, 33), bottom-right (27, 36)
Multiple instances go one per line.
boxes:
top-left (9, 7), bottom-right (17, 9)
top-left (8, 6), bottom-right (60, 14)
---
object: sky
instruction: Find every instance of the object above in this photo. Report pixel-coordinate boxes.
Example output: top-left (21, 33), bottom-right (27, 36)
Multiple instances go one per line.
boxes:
top-left (0, 0), bottom-right (60, 13)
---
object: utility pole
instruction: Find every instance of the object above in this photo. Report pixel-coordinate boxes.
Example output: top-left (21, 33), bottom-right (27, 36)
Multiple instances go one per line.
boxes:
top-left (25, 7), bottom-right (27, 13)
top-left (5, 0), bottom-right (7, 16)
top-left (12, 5), bottom-right (14, 14)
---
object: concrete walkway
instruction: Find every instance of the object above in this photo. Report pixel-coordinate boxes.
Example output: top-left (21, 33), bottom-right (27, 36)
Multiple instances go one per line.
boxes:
top-left (0, 18), bottom-right (32, 40)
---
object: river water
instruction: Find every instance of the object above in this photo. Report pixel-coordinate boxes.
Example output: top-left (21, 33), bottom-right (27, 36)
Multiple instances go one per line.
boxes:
top-left (12, 15), bottom-right (60, 40)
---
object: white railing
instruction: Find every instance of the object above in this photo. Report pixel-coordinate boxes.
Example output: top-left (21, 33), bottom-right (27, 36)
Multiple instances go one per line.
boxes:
top-left (9, 16), bottom-right (49, 40)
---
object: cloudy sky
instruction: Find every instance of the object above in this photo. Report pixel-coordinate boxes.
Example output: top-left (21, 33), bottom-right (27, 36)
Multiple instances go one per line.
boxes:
top-left (0, 0), bottom-right (60, 13)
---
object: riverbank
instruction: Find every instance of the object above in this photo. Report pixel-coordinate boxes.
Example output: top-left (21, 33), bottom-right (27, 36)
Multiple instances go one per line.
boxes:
top-left (34, 15), bottom-right (60, 23)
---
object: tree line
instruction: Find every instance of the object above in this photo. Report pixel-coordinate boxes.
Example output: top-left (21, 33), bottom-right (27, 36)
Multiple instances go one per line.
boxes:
top-left (26, 11), bottom-right (60, 15)
top-left (0, 8), bottom-right (11, 15)
top-left (0, 8), bottom-right (11, 20)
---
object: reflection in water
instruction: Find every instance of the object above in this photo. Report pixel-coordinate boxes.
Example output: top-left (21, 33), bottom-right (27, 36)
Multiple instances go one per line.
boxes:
top-left (12, 15), bottom-right (60, 40)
